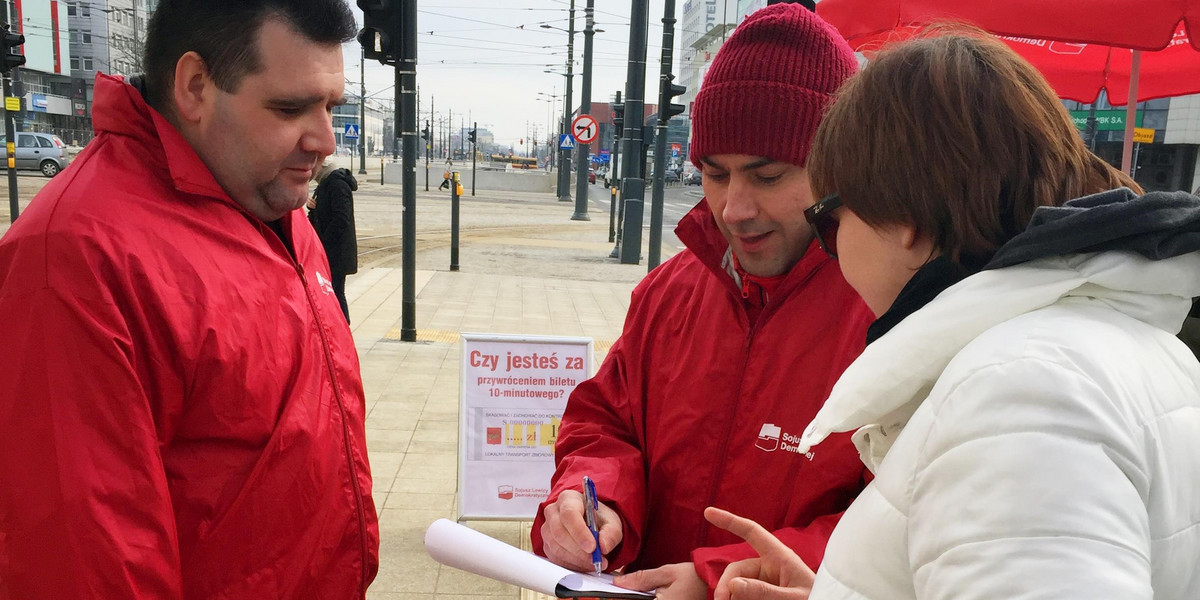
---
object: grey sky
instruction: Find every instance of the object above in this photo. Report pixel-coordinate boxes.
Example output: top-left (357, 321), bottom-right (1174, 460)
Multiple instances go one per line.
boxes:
top-left (342, 0), bottom-right (684, 147)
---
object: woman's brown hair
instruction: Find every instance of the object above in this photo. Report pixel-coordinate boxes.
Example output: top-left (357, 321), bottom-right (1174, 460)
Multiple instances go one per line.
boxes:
top-left (809, 29), bottom-right (1142, 269)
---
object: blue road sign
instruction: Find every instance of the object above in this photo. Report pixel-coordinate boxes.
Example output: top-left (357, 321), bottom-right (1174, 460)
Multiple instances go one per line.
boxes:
top-left (344, 124), bottom-right (360, 139)
top-left (559, 134), bottom-right (576, 150)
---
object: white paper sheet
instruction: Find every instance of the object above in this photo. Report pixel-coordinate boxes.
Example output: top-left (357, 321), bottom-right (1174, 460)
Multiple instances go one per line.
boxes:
top-left (424, 519), bottom-right (654, 598)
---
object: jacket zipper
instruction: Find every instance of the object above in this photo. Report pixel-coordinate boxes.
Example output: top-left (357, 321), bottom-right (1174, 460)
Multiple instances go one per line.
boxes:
top-left (697, 262), bottom-right (826, 548)
top-left (294, 260), bottom-right (371, 593)
top-left (698, 305), bottom-right (755, 549)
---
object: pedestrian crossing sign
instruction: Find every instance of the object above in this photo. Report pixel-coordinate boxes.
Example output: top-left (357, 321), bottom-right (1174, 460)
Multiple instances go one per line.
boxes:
top-left (559, 134), bottom-right (575, 150)
top-left (344, 124), bottom-right (360, 139)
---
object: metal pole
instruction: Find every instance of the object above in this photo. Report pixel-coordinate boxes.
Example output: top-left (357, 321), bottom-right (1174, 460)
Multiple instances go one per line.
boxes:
top-left (1085, 102), bottom-right (1098, 152)
top-left (648, 0), bottom-right (677, 270)
top-left (471, 120), bottom-right (477, 196)
top-left (557, 0), bottom-right (576, 202)
top-left (399, 0), bottom-right (418, 342)
top-left (426, 96), bottom-right (433, 186)
top-left (609, 90), bottom-right (623, 258)
top-left (359, 48), bottom-right (367, 175)
top-left (571, 0), bottom-right (595, 221)
top-left (618, 0), bottom-right (650, 264)
top-left (450, 171), bottom-right (460, 271)
top-left (1120, 50), bottom-right (1141, 176)
top-left (608, 186), bottom-right (616, 242)
top-left (4, 72), bottom-right (17, 222)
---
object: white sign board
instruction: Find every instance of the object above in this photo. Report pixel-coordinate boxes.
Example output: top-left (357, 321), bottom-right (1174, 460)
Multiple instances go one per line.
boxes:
top-left (458, 333), bottom-right (593, 520)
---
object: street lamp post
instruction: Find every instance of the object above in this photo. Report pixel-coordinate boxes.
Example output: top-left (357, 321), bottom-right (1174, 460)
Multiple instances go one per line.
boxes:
top-left (359, 48), bottom-right (367, 174)
top-left (543, 3), bottom-right (575, 203)
top-left (571, 0), bottom-right (595, 221)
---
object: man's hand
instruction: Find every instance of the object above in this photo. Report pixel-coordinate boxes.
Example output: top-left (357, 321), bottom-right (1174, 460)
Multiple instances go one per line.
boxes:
top-left (305, 197), bottom-right (316, 210)
top-left (704, 507), bottom-right (816, 600)
top-left (539, 490), bottom-right (623, 572)
top-left (614, 562), bottom-right (707, 600)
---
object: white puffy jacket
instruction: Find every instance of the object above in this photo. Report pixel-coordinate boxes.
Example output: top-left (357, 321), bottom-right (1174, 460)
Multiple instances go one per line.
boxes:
top-left (798, 250), bottom-right (1200, 600)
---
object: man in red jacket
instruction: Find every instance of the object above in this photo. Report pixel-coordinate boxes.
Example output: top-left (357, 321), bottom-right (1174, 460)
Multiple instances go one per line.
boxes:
top-left (533, 5), bottom-right (874, 599)
top-left (0, 1), bottom-right (377, 598)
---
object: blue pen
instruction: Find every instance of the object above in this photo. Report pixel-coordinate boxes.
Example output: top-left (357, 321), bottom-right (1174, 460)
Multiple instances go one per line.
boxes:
top-left (583, 476), bottom-right (602, 575)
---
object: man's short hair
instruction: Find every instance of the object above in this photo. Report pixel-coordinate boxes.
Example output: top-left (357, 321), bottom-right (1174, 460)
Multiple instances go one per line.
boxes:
top-left (143, 0), bottom-right (357, 111)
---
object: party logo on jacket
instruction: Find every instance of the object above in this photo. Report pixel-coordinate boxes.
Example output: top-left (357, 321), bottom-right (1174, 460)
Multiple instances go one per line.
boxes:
top-left (756, 423), bottom-right (781, 452)
top-left (315, 271), bottom-right (335, 295)
top-left (756, 423), bottom-right (815, 459)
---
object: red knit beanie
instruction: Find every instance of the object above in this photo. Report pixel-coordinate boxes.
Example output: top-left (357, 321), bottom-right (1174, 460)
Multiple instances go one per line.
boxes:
top-left (689, 4), bottom-right (857, 169)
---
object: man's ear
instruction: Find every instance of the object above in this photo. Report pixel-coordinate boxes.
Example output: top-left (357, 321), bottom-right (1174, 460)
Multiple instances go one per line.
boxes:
top-left (172, 51), bottom-right (214, 124)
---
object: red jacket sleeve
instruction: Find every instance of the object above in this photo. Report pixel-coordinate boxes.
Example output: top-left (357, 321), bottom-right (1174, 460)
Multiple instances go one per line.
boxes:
top-left (531, 335), bottom-right (648, 570)
top-left (691, 468), bottom-right (873, 589)
top-left (690, 511), bottom-right (844, 588)
top-left (0, 285), bottom-right (182, 599)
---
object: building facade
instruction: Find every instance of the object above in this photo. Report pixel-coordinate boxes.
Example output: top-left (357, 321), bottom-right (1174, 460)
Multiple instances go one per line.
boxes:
top-left (679, 0), bottom-right (737, 116)
top-left (59, 0), bottom-right (152, 143)
top-left (333, 97), bottom-right (387, 158)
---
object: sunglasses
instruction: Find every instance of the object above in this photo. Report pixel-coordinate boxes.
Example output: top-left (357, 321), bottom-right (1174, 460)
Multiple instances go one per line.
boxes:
top-left (804, 192), bottom-right (842, 259)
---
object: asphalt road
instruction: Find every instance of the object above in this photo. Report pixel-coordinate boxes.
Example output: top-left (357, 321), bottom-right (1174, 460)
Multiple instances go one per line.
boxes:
top-left (586, 180), bottom-right (704, 255)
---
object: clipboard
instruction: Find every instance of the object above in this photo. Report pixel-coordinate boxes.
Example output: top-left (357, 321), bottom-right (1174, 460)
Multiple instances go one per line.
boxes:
top-left (424, 519), bottom-right (655, 599)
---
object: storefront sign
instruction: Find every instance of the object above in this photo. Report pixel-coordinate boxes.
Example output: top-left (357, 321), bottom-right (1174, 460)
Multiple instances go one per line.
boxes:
top-left (1070, 109), bottom-right (1143, 131)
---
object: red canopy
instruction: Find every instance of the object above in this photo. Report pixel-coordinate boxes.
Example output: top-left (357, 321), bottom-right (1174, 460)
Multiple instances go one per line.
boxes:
top-left (816, 0), bottom-right (1200, 171)
top-left (817, 0), bottom-right (1200, 51)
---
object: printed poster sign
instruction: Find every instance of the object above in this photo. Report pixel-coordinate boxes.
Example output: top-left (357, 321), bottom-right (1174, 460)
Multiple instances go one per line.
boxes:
top-left (458, 333), bottom-right (593, 520)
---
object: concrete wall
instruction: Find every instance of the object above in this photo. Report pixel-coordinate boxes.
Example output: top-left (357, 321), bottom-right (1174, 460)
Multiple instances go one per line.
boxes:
top-left (385, 162), bottom-right (575, 193)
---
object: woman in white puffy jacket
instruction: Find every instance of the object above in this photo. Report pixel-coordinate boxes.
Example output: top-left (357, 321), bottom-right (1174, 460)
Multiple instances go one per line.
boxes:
top-left (704, 31), bottom-right (1200, 600)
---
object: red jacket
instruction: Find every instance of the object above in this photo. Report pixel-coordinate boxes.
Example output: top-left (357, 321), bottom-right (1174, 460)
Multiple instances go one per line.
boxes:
top-left (532, 202), bottom-right (874, 591)
top-left (0, 75), bottom-right (378, 599)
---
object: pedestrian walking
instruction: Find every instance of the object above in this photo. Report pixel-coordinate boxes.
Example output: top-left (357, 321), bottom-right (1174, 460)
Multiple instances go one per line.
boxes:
top-left (0, 0), bottom-right (378, 596)
top-left (439, 161), bottom-right (453, 191)
top-left (705, 29), bottom-right (1200, 600)
top-left (308, 160), bottom-right (358, 322)
top-left (534, 6), bottom-right (874, 599)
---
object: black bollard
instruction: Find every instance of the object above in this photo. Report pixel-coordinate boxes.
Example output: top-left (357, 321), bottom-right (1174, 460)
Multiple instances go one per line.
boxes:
top-left (450, 171), bottom-right (461, 272)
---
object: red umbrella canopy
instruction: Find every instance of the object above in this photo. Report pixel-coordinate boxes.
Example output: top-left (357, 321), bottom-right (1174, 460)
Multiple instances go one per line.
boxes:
top-left (817, 0), bottom-right (1200, 51)
top-left (817, 0), bottom-right (1200, 105)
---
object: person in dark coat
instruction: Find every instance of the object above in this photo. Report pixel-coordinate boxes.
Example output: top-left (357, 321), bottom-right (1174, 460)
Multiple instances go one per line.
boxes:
top-left (308, 161), bottom-right (358, 321)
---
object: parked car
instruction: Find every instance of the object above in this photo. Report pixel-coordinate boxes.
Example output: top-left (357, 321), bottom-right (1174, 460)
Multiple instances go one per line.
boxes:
top-left (588, 169), bottom-right (596, 184)
top-left (684, 170), bottom-right (702, 186)
top-left (0, 132), bottom-right (71, 177)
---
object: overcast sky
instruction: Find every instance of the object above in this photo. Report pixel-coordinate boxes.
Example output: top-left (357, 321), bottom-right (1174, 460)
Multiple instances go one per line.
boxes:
top-left (342, 0), bottom-right (683, 147)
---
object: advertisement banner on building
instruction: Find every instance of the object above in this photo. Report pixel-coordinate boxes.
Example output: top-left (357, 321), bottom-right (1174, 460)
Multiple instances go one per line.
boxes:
top-left (458, 333), bottom-right (593, 520)
top-left (17, 0), bottom-right (71, 75)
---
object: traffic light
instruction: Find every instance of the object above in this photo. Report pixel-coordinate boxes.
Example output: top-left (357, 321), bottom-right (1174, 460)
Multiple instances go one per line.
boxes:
top-left (612, 102), bottom-right (625, 139)
top-left (357, 0), bottom-right (401, 65)
top-left (421, 121), bottom-right (430, 141)
top-left (2, 24), bottom-right (25, 74)
top-left (467, 129), bottom-right (477, 144)
top-left (659, 74), bottom-right (686, 121)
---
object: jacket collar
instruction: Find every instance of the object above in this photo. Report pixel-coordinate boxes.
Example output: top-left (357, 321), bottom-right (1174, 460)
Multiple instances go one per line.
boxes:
top-left (675, 199), bottom-right (834, 304)
top-left (92, 73), bottom-right (236, 204)
top-left (797, 250), bottom-right (1200, 472)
